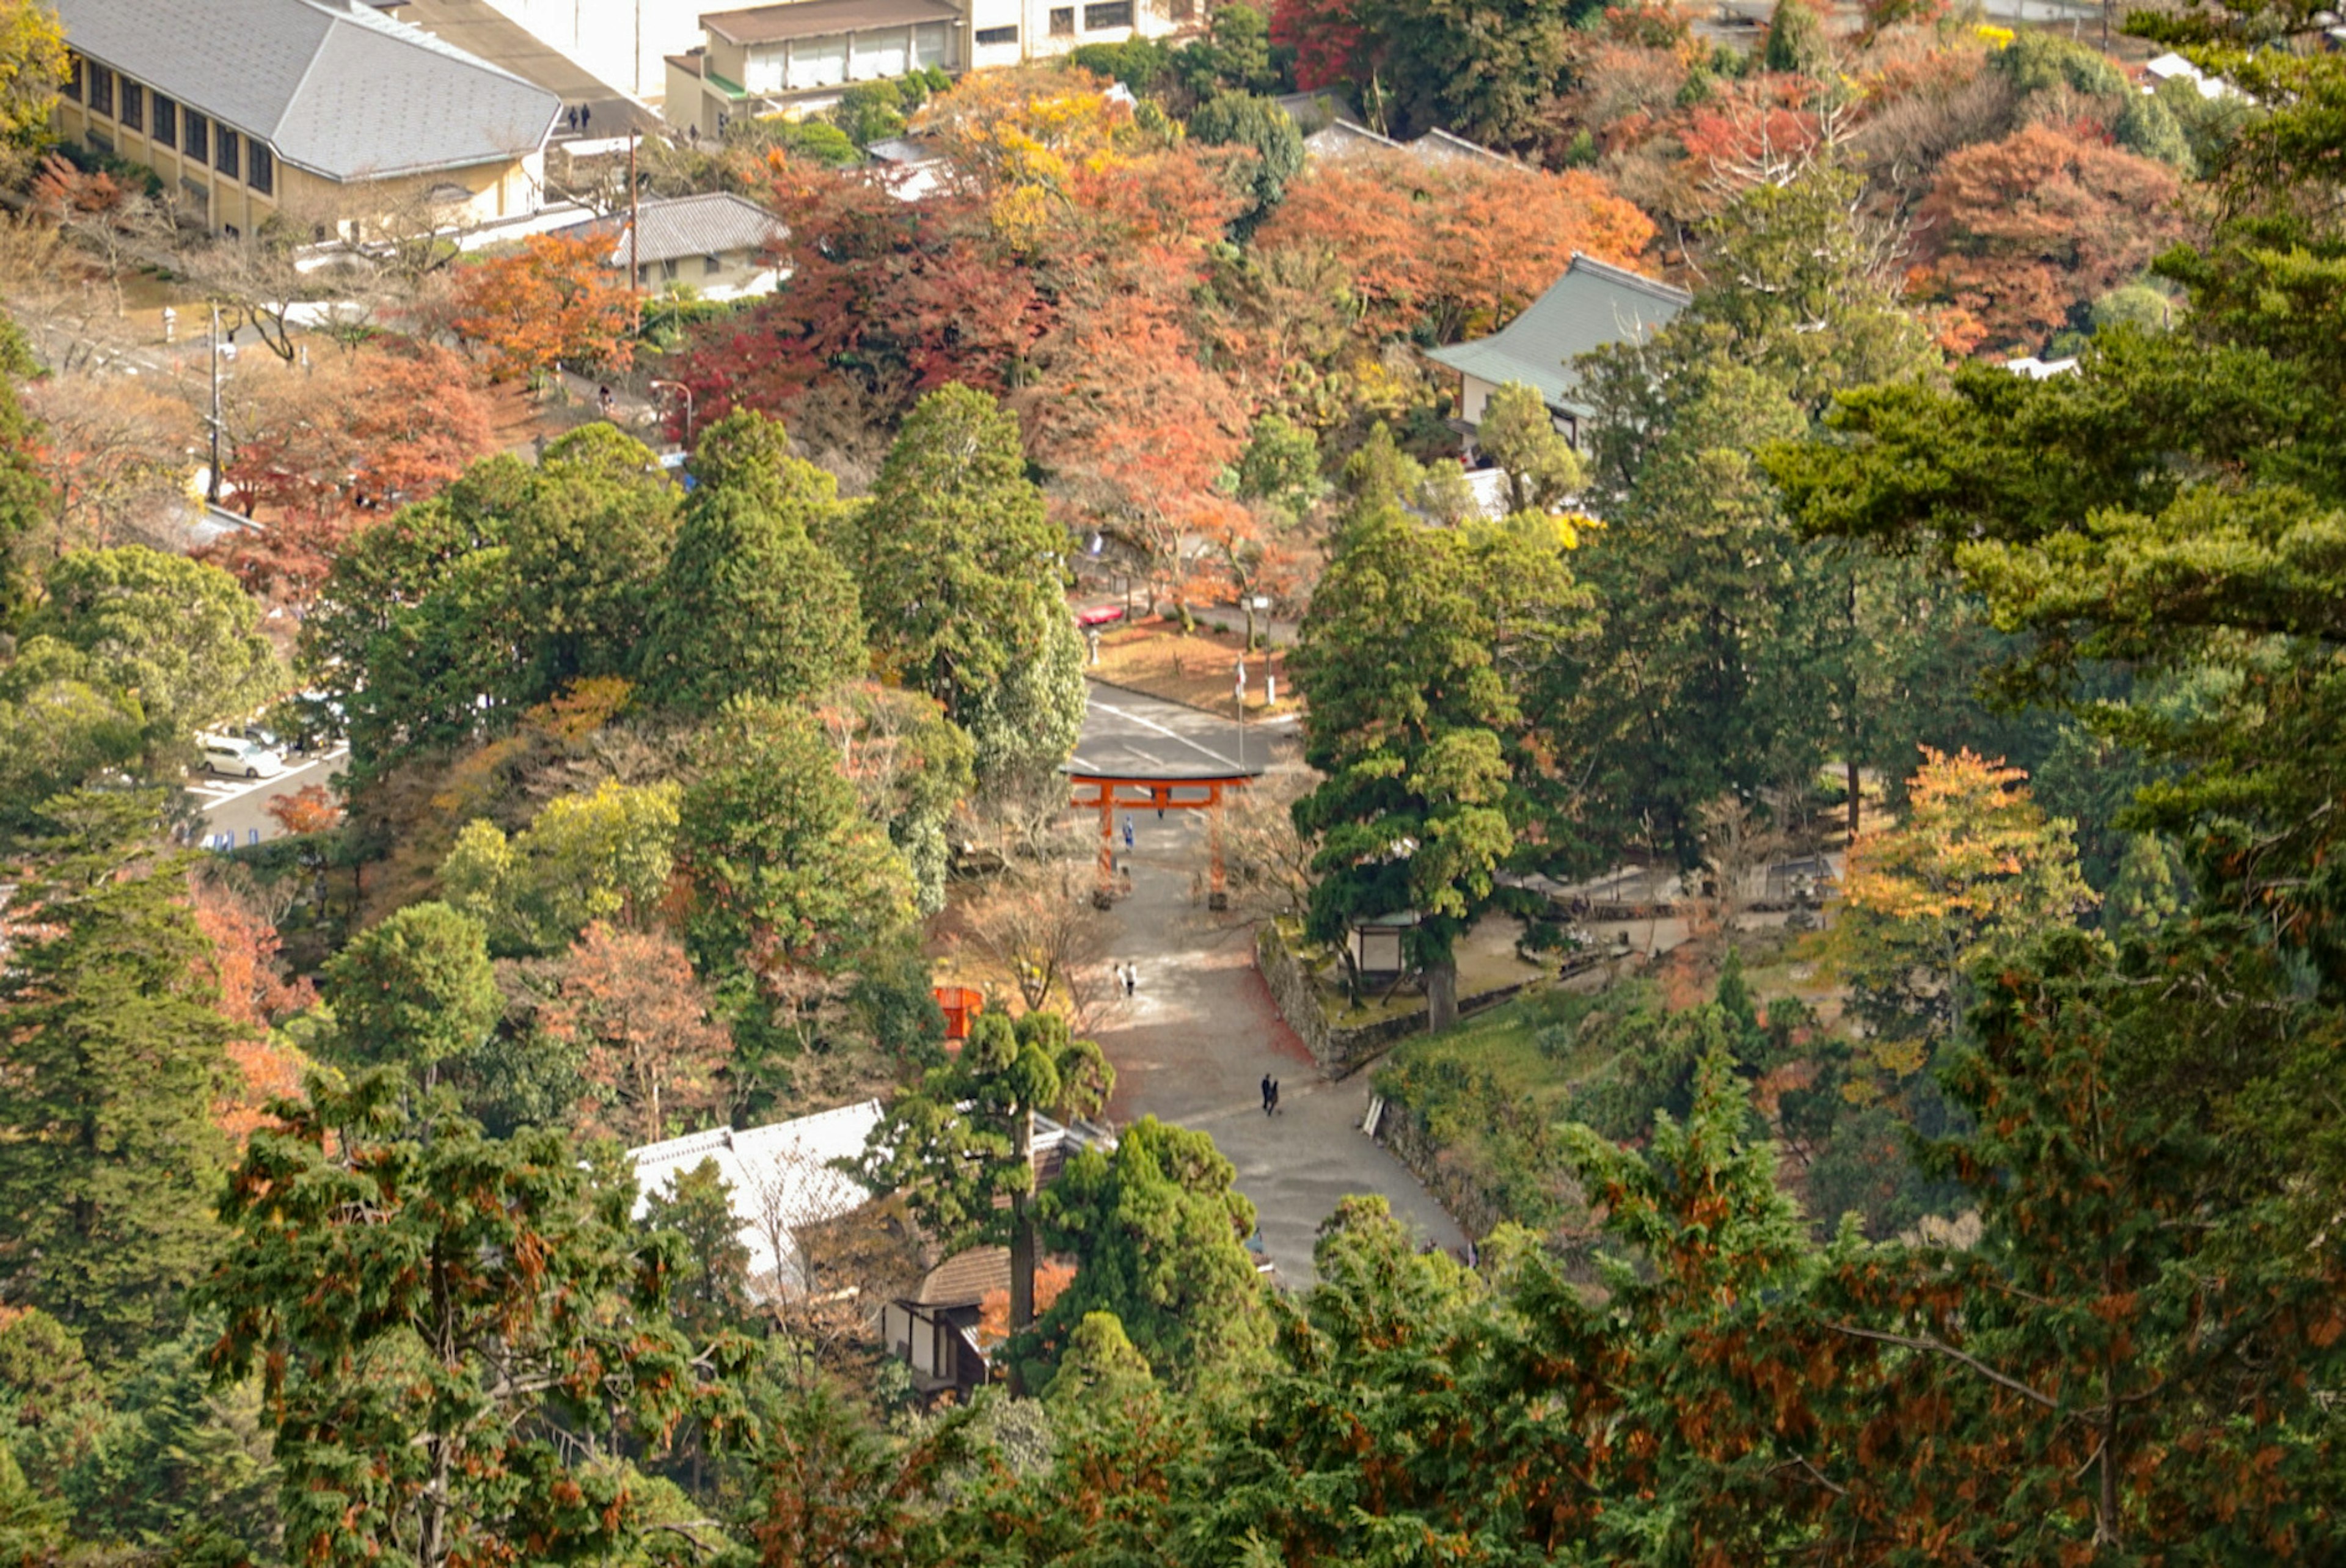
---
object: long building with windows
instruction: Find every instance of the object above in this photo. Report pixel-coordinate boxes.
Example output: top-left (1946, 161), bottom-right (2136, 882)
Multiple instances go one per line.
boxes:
top-left (665, 0), bottom-right (1189, 137)
top-left (51, 0), bottom-right (561, 236)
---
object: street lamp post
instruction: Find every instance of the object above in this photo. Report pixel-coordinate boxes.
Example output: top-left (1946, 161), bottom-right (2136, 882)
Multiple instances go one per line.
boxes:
top-left (648, 379), bottom-right (695, 450)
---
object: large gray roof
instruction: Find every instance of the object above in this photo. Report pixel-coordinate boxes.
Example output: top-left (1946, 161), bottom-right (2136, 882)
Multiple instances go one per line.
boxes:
top-left (56, 0), bottom-right (560, 183)
top-left (1427, 254), bottom-right (1690, 417)
top-left (562, 192), bottom-right (784, 268)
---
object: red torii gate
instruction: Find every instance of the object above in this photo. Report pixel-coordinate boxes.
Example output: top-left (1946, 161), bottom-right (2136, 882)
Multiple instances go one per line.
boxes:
top-left (1067, 770), bottom-right (1255, 909)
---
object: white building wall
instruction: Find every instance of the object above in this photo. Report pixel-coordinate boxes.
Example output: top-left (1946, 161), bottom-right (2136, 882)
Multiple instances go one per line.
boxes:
top-left (483, 0), bottom-right (688, 101)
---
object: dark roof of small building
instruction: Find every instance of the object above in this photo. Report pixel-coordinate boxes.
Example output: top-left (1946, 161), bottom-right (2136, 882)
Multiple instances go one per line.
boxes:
top-left (565, 192), bottom-right (784, 268)
top-left (667, 51), bottom-right (706, 78)
top-left (56, 0), bottom-right (559, 182)
top-left (1427, 254), bottom-right (1690, 418)
top-left (910, 1247), bottom-right (1010, 1308)
top-left (701, 0), bottom-right (961, 45)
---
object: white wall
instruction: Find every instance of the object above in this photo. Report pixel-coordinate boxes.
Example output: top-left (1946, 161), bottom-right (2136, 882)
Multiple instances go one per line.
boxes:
top-left (1460, 373), bottom-right (1494, 425)
top-left (483, 0), bottom-right (687, 101)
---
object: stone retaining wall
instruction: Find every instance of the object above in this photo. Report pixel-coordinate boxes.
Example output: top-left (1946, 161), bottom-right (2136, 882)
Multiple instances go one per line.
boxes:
top-left (1370, 1097), bottom-right (1511, 1241)
top-left (1255, 924), bottom-right (1424, 1078)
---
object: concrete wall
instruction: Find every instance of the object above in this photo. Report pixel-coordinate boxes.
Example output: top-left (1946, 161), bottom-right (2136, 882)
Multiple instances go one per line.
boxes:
top-left (967, 0), bottom-right (1189, 68)
top-left (485, 0), bottom-right (679, 100)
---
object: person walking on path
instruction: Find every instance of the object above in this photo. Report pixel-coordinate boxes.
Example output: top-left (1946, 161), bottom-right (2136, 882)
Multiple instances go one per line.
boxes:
top-left (1260, 1073), bottom-right (1273, 1115)
top-left (1122, 814), bottom-right (1135, 852)
top-left (1123, 962), bottom-right (1137, 999)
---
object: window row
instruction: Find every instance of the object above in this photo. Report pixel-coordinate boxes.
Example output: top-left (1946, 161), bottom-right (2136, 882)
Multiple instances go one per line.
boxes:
top-left (1047, 2), bottom-right (1136, 36)
top-left (61, 55), bottom-right (274, 196)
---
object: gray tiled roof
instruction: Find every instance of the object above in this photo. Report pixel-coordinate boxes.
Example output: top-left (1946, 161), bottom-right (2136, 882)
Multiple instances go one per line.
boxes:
top-left (56, 0), bottom-right (560, 183)
top-left (1427, 255), bottom-right (1690, 418)
top-left (562, 192), bottom-right (784, 268)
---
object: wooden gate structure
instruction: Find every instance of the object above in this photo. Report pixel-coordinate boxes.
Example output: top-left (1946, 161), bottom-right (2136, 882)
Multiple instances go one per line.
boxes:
top-left (1067, 770), bottom-right (1257, 908)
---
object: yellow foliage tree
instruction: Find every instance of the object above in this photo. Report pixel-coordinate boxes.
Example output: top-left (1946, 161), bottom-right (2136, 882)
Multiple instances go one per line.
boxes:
top-left (1829, 747), bottom-right (2094, 1071)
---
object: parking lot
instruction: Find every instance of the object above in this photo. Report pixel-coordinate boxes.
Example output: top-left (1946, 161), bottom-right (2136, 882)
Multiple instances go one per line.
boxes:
top-left (188, 746), bottom-right (348, 847)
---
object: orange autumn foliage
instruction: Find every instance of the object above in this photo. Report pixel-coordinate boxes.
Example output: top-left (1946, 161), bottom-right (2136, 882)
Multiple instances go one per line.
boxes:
top-left (1254, 153), bottom-right (1655, 347)
top-left (978, 1259), bottom-right (1076, 1347)
top-left (189, 880), bottom-right (316, 1144)
top-left (1908, 122), bottom-right (2187, 353)
top-left (449, 231), bottom-right (638, 383)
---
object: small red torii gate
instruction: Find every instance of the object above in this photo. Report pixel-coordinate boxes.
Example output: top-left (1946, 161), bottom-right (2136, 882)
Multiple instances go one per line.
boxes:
top-left (1067, 771), bottom-right (1255, 908)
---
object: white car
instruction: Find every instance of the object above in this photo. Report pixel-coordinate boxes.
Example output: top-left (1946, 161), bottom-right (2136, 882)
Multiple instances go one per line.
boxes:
top-left (197, 735), bottom-right (286, 779)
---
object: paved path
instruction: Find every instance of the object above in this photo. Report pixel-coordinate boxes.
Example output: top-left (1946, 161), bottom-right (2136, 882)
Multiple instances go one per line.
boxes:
top-left (1070, 679), bottom-right (1293, 781)
top-left (1081, 781), bottom-right (1466, 1286)
top-left (191, 747), bottom-right (346, 846)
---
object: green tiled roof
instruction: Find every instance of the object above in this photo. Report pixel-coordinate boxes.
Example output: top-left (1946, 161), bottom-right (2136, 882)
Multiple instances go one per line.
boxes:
top-left (1427, 255), bottom-right (1690, 417)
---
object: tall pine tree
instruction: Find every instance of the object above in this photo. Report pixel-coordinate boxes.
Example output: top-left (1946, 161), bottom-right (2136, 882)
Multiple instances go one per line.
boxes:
top-left (0, 790), bottom-right (234, 1365)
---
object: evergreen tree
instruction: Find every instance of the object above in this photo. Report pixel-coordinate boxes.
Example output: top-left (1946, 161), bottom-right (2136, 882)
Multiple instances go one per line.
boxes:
top-left (0, 790), bottom-right (234, 1366)
top-left (1026, 1116), bottom-right (1270, 1391)
top-left (640, 1157), bottom-right (753, 1341)
top-left (1187, 92), bottom-right (1305, 234)
top-left (673, 698), bottom-right (915, 985)
top-left (211, 1073), bottom-right (747, 1568)
top-left (638, 410), bottom-right (865, 715)
top-left (851, 387), bottom-right (1080, 786)
top-left (321, 901), bottom-right (501, 1081)
top-left (1291, 498), bottom-right (1587, 1024)
top-left (860, 1012), bottom-right (1112, 1357)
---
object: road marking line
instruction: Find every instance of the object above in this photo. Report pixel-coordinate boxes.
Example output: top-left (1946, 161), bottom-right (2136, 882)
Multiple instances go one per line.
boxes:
top-left (1086, 698), bottom-right (1244, 771)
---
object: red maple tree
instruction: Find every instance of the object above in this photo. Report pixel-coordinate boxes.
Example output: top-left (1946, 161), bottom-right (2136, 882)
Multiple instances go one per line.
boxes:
top-left (448, 231), bottom-right (638, 384)
top-left (1909, 122), bottom-right (2187, 353)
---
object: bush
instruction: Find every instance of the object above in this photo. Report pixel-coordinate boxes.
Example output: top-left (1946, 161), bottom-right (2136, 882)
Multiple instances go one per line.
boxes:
top-left (1069, 37), bottom-right (1173, 92)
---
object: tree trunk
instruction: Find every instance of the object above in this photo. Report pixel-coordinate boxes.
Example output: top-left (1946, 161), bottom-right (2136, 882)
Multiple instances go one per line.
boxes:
top-left (1007, 1107), bottom-right (1036, 1396)
top-left (1847, 758), bottom-right (1862, 842)
top-left (1425, 960), bottom-right (1459, 1033)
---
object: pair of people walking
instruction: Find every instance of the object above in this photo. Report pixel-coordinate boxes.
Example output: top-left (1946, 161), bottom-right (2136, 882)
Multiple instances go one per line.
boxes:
top-left (1259, 1073), bottom-right (1281, 1115)
top-left (1116, 961), bottom-right (1137, 999)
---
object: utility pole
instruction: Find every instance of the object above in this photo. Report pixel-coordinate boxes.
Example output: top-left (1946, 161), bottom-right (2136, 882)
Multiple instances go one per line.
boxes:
top-left (206, 302), bottom-right (222, 505)
top-left (627, 129), bottom-right (641, 334)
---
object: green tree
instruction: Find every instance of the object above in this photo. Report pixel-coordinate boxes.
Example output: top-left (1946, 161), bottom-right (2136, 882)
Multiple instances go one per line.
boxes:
top-left (641, 1157), bottom-right (753, 1341)
top-left (639, 412), bottom-right (865, 715)
top-left (505, 424), bottom-right (679, 693)
top-left (0, 662), bottom-right (142, 845)
top-left (23, 546), bottom-right (280, 765)
top-left (1026, 1117), bottom-right (1269, 1390)
top-left (1188, 92), bottom-right (1304, 235)
top-left (1541, 358), bottom-right (1813, 861)
top-left (852, 386), bottom-right (1078, 784)
top-left (297, 470), bottom-right (521, 781)
top-left (1180, 1195), bottom-right (1506, 1560)
top-left (860, 1011), bottom-right (1113, 1355)
top-left (1474, 381), bottom-right (1584, 514)
top-left (1042, 1311), bottom-right (1155, 1409)
top-left (0, 310), bottom-right (53, 622)
top-left (640, 487), bottom-right (863, 715)
top-left (1350, 0), bottom-right (1584, 149)
top-left (57, 1322), bottom-right (279, 1564)
top-left (0, 790), bottom-right (233, 1366)
top-left (1171, 3), bottom-right (1282, 98)
top-left (1761, 0), bottom-right (1829, 76)
top-left (1230, 410), bottom-right (1325, 519)
top-left (321, 901), bottom-right (502, 1081)
top-left (439, 778), bottom-right (682, 957)
top-left (1293, 494), bottom-right (1587, 1025)
top-left (673, 699), bottom-right (915, 985)
top-left (210, 1073), bottom-right (746, 1568)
